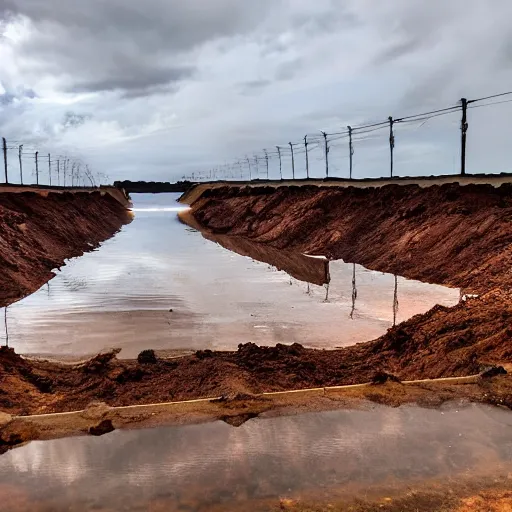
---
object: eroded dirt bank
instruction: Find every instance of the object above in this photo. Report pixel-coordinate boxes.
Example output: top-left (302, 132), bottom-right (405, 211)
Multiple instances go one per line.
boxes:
top-left (0, 190), bottom-right (131, 307)
top-left (1, 182), bottom-right (511, 422)
top-left (178, 183), bottom-right (512, 393)
top-left (187, 183), bottom-right (512, 293)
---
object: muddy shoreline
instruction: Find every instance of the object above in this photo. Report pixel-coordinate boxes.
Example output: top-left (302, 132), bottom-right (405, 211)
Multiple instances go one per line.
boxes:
top-left (0, 190), bottom-right (132, 307)
top-left (1, 182), bottom-right (512, 449)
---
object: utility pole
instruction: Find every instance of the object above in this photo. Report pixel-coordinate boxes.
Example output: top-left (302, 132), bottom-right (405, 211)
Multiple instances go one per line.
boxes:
top-left (246, 157), bottom-right (252, 181)
top-left (57, 159), bottom-right (60, 186)
top-left (18, 145), bottom-right (23, 185)
top-left (254, 155), bottom-right (259, 178)
top-left (35, 151), bottom-right (39, 185)
top-left (276, 146), bottom-right (282, 180)
top-left (289, 142), bottom-right (295, 179)
top-left (304, 136), bottom-right (309, 179)
top-left (348, 126), bottom-right (353, 179)
top-left (2, 138), bottom-right (7, 184)
top-left (85, 165), bottom-right (94, 186)
top-left (264, 149), bottom-right (269, 179)
top-left (322, 131), bottom-right (329, 178)
top-left (388, 117), bottom-right (395, 178)
top-left (48, 154), bottom-right (51, 186)
top-left (460, 97), bottom-right (468, 176)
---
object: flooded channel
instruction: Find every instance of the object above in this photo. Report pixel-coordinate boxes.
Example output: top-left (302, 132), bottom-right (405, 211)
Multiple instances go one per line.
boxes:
top-left (2, 193), bottom-right (459, 358)
top-left (1, 403), bottom-right (512, 511)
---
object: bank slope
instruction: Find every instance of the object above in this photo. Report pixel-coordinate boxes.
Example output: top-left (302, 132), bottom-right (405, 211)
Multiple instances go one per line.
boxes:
top-left (0, 191), bottom-right (131, 306)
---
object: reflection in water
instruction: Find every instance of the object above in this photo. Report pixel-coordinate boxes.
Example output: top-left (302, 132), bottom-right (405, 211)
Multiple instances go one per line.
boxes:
top-left (0, 404), bottom-right (511, 511)
top-left (4, 194), bottom-right (459, 357)
top-left (393, 275), bottom-right (399, 326)
top-left (191, 222), bottom-right (331, 288)
top-left (188, 217), bottom-right (409, 322)
top-left (350, 263), bottom-right (357, 319)
top-left (324, 283), bottom-right (330, 302)
top-left (2, 307), bottom-right (8, 347)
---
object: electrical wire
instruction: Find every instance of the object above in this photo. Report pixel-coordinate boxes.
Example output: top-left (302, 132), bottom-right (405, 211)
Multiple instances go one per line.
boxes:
top-left (468, 91), bottom-right (512, 104)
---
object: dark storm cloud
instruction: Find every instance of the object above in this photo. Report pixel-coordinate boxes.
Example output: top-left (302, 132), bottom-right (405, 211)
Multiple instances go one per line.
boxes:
top-left (0, 0), bottom-right (273, 95)
top-left (69, 66), bottom-right (195, 95)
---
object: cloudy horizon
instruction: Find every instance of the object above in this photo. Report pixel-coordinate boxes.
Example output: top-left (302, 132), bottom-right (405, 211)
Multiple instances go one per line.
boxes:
top-left (1, 0), bottom-right (512, 183)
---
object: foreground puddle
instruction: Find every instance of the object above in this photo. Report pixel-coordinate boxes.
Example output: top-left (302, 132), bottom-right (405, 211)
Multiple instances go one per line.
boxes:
top-left (0, 403), bottom-right (511, 511)
top-left (1, 194), bottom-right (459, 358)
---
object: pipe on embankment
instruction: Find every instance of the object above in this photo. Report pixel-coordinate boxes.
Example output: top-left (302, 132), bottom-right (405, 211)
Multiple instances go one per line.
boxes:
top-left (0, 374), bottom-right (485, 449)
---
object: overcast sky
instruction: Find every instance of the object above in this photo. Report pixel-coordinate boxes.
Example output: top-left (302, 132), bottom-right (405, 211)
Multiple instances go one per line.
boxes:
top-left (1, 0), bottom-right (512, 183)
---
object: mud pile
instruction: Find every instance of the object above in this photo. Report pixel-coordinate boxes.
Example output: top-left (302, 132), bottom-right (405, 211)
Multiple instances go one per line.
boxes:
top-left (0, 191), bottom-right (131, 306)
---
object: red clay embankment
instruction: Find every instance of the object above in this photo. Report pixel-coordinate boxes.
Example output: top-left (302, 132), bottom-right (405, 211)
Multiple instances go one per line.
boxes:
top-left (186, 183), bottom-right (512, 294)
top-left (181, 182), bottom-right (512, 380)
top-left (0, 190), bottom-right (131, 307)
top-left (1, 181), bottom-right (511, 420)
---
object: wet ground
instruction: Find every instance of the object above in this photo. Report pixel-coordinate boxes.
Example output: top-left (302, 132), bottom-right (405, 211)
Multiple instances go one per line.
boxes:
top-left (0, 402), bottom-right (511, 511)
top-left (1, 194), bottom-right (459, 359)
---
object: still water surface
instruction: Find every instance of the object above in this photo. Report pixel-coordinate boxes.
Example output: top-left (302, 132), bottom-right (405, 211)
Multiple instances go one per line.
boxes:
top-left (2, 193), bottom-right (459, 358)
top-left (0, 403), bottom-right (511, 511)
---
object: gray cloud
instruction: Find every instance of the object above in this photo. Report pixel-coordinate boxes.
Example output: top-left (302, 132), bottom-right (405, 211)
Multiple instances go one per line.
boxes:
top-left (275, 59), bottom-right (302, 82)
top-left (1, 0), bottom-right (273, 95)
top-left (238, 80), bottom-right (272, 95)
top-left (1, 0), bottom-right (512, 183)
top-left (0, 86), bottom-right (36, 105)
top-left (69, 66), bottom-right (195, 96)
top-left (62, 112), bottom-right (90, 129)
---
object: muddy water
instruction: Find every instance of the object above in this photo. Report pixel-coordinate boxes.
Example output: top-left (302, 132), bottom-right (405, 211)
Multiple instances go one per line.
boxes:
top-left (2, 193), bottom-right (459, 358)
top-left (0, 403), bottom-right (511, 511)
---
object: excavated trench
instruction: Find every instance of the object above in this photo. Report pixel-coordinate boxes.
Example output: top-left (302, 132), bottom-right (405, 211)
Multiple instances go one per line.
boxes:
top-left (0, 182), bottom-right (510, 422)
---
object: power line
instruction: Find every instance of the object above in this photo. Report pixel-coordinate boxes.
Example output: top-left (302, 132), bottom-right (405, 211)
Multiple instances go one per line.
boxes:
top-left (468, 91), bottom-right (512, 104)
top-left (395, 104), bottom-right (460, 122)
top-left (468, 98), bottom-right (512, 110)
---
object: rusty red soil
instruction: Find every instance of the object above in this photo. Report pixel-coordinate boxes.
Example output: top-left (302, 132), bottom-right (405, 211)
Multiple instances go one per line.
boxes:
top-left (0, 183), bottom-right (511, 416)
top-left (0, 191), bottom-right (131, 307)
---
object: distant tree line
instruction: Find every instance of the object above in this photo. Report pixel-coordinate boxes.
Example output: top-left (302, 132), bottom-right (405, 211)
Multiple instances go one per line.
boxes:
top-left (113, 180), bottom-right (195, 193)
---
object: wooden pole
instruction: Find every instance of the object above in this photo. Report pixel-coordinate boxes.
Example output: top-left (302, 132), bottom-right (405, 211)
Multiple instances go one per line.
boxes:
top-left (18, 145), bottom-right (23, 185)
top-left (322, 132), bottom-right (329, 178)
top-left (246, 157), bottom-right (252, 181)
top-left (289, 142), bottom-right (295, 179)
top-left (348, 126), bottom-right (353, 179)
top-left (2, 138), bottom-right (7, 183)
top-left (460, 98), bottom-right (468, 176)
top-left (35, 151), bottom-right (39, 185)
top-left (304, 136), bottom-right (309, 179)
top-left (276, 146), bottom-right (282, 179)
top-left (388, 117), bottom-right (395, 178)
